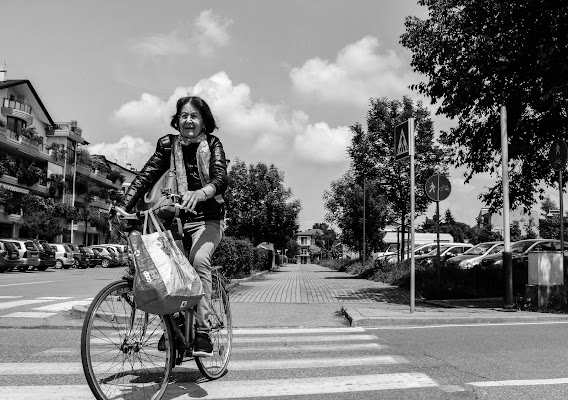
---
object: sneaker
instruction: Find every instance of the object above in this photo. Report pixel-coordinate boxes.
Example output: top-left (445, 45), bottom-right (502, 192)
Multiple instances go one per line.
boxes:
top-left (193, 332), bottom-right (213, 357)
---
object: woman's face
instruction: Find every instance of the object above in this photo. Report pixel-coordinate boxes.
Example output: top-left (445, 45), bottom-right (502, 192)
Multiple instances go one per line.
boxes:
top-left (178, 102), bottom-right (204, 139)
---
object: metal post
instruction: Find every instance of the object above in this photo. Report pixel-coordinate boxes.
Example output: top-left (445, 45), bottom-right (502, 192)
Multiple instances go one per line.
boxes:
top-left (61, 145), bottom-right (67, 204)
top-left (501, 99), bottom-right (514, 309)
top-left (362, 176), bottom-right (366, 268)
top-left (560, 170), bottom-right (565, 289)
top-left (409, 118), bottom-right (416, 313)
top-left (436, 200), bottom-right (441, 286)
top-left (70, 143), bottom-right (78, 244)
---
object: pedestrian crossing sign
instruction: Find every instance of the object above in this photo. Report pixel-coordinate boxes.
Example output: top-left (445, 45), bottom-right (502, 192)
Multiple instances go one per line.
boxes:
top-left (394, 119), bottom-right (414, 161)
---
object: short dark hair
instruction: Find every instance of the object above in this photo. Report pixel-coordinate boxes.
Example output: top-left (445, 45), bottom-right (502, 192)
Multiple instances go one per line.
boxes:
top-left (170, 96), bottom-right (218, 133)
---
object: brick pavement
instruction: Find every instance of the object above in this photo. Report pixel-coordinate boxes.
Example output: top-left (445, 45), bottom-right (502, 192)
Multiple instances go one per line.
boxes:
top-left (231, 263), bottom-right (411, 304)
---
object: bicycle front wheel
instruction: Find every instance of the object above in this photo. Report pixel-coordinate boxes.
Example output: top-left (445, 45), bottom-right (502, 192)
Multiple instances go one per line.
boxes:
top-left (81, 280), bottom-right (175, 400)
top-left (195, 271), bottom-right (232, 379)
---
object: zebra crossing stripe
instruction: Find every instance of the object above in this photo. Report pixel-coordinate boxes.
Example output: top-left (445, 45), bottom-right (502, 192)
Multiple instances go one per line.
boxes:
top-left (0, 355), bottom-right (405, 375)
top-left (0, 299), bottom-right (53, 310)
top-left (0, 374), bottom-right (438, 399)
top-left (468, 377), bottom-right (568, 387)
top-left (233, 327), bottom-right (366, 334)
top-left (235, 334), bottom-right (377, 342)
top-left (2, 312), bottom-right (57, 318)
top-left (33, 300), bottom-right (91, 312)
top-left (0, 296), bottom-right (22, 299)
top-left (35, 297), bottom-right (74, 300)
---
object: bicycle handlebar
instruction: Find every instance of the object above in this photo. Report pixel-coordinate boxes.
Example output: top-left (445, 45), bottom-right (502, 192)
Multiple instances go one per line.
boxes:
top-left (109, 193), bottom-right (187, 221)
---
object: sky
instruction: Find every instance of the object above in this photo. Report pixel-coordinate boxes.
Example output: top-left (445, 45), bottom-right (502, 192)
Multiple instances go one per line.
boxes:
top-left (2, 0), bottom-right (563, 232)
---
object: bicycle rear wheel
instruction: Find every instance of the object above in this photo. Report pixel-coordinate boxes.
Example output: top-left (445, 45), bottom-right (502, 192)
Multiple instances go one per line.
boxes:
top-left (81, 280), bottom-right (174, 400)
top-left (195, 271), bottom-right (232, 379)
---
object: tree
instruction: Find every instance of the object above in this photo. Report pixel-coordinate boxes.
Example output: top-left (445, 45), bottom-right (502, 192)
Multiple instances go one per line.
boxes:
top-left (224, 159), bottom-right (301, 248)
top-left (523, 216), bottom-right (538, 239)
top-left (443, 209), bottom-right (456, 226)
top-left (347, 96), bottom-right (450, 260)
top-left (324, 169), bottom-right (389, 258)
top-left (510, 220), bottom-right (523, 242)
top-left (312, 222), bottom-right (338, 259)
top-left (401, 1), bottom-right (568, 212)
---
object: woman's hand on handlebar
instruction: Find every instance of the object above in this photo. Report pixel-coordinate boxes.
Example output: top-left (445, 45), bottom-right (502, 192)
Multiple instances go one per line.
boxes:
top-left (180, 190), bottom-right (206, 213)
top-left (108, 204), bottom-right (138, 219)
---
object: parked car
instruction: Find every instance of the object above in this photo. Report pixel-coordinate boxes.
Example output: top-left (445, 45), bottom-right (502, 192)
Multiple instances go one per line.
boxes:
top-left (384, 242), bottom-right (470, 264)
top-left (90, 245), bottom-right (122, 267)
top-left (445, 241), bottom-right (504, 270)
top-left (0, 240), bottom-right (21, 272)
top-left (49, 243), bottom-right (75, 269)
top-left (8, 239), bottom-right (41, 271)
top-left (19, 238), bottom-right (56, 271)
top-left (102, 244), bottom-right (127, 266)
top-left (479, 239), bottom-right (562, 294)
top-left (89, 247), bottom-right (114, 268)
top-left (63, 243), bottom-right (90, 268)
top-left (77, 245), bottom-right (96, 268)
top-left (415, 243), bottom-right (474, 268)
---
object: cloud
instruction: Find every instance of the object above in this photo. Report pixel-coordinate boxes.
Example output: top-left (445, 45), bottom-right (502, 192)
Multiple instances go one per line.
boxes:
top-left (107, 72), bottom-right (352, 166)
top-left (86, 136), bottom-right (155, 170)
top-left (131, 10), bottom-right (232, 57)
top-left (293, 123), bottom-right (352, 164)
top-left (290, 36), bottom-right (416, 106)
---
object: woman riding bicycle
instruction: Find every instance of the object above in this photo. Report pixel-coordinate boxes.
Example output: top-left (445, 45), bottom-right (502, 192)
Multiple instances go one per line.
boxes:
top-left (118, 95), bottom-right (228, 357)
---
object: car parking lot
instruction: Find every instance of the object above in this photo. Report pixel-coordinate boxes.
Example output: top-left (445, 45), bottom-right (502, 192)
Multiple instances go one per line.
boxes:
top-left (0, 241), bottom-right (127, 273)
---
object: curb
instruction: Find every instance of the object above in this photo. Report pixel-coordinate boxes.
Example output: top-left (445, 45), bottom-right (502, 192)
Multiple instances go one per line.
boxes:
top-left (341, 306), bottom-right (568, 327)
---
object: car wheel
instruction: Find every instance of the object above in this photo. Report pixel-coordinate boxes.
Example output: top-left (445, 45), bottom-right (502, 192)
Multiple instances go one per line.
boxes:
top-left (55, 260), bottom-right (63, 269)
top-left (73, 259), bottom-right (79, 268)
top-left (101, 259), bottom-right (110, 268)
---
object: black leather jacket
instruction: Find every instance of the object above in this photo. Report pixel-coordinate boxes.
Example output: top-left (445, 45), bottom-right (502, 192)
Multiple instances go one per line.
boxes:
top-left (120, 134), bottom-right (228, 221)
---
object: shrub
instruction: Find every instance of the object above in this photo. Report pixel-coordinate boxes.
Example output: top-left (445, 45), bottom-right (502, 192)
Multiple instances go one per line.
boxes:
top-left (211, 236), bottom-right (272, 280)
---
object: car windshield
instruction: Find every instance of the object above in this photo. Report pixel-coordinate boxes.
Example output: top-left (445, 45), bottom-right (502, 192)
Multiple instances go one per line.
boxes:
top-left (425, 245), bottom-right (455, 256)
top-left (63, 245), bottom-right (72, 252)
top-left (386, 244), bottom-right (398, 252)
top-left (463, 243), bottom-right (493, 255)
top-left (489, 244), bottom-right (504, 254)
top-left (511, 241), bottom-right (539, 253)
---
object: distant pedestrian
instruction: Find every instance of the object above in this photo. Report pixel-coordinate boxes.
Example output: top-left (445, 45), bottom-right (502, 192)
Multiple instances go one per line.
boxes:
top-left (119, 95), bottom-right (228, 357)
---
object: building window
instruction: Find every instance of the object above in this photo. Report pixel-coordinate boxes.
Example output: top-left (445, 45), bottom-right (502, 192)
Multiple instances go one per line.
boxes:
top-left (6, 116), bottom-right (26, 134)
top-left (301, 237), bottom-right (307, 245)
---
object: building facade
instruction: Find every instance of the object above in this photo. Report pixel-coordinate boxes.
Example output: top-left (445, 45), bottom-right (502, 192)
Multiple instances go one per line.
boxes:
top-left (295, 229), bottom-right (322, 264)
top-left (0, 72), bottom-right (136, 244)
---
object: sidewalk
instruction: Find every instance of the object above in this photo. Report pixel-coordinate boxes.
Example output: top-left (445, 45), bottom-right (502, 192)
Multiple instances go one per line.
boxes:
top-left (229, 263), bottom-right (568, 328)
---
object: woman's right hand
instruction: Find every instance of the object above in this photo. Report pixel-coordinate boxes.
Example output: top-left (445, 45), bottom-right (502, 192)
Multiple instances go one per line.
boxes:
top-left (180, 190), bottom-right (206, 213)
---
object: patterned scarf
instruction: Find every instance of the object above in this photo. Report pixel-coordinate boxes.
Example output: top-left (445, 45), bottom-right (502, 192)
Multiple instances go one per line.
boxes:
top-left (173, 132), bottom-right (224, 203)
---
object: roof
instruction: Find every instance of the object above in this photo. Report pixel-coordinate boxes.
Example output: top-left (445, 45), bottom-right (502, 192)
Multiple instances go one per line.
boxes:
top-left (0, 79), bottom-right (55, 125)
top-left (296, 229), bottom-right (323, 237)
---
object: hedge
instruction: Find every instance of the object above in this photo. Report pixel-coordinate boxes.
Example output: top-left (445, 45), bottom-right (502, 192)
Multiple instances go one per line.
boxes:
top-left (211, 236), bottom-right (273, 279)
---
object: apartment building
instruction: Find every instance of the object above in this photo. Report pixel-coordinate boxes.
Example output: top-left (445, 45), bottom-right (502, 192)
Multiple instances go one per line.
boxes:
top-left (0, 67), bottom-right (135, 244)
top-left (295, 228), bottom-right (323, 264)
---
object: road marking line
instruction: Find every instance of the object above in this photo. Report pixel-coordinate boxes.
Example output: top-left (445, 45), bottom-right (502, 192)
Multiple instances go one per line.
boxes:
top-left (468, 377), bottom-right (568, 387)
top-left (366, 321), bottom-right (568, 330)
top-left (38, 342), bottom-right (388, 356)
top-left (0, 296), bottom-right (22, 299)
top-left (233, 327), bottom-right (366, 334)
top-left (0, 374), bottom-right (438, 399)
top-left (33, 300), bottom-right (92, 312)
top-left (1, 312), bottom-right (58, 318)
top-left (0, 299), bottom-right (54, 310)
top-left (35, 297), bottom-right (74, 300)
top-left (0, 356), bottom-right (405, 375)
top-left (234, 334), bottom-right (377, 342)
top-left (0, 281), bottom-right (53, 287)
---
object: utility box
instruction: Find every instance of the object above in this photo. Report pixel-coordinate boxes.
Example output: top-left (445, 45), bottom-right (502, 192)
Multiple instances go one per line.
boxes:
top-left (526, 251), bottom-right (565, 308)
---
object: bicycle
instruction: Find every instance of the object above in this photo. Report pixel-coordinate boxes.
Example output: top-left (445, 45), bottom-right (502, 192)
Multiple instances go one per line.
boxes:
top-left (80, 198), bottom-right (232, 400)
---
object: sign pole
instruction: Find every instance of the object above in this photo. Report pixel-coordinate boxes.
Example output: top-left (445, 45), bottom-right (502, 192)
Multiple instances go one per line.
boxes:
top-left (436, 200), bottom-right (440, 286)
top-left (409, 118), bottom-right (415, 313)
top-left (560, 169), bottom-right (565, 287)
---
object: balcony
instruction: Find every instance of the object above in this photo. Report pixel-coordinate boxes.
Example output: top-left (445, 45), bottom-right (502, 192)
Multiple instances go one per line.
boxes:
top-left (1, 98), bottom-right (33, 125)
top-left (47, 121), bottom-right (86, 144)
top-left (0, 127), bottom-right (51, 162)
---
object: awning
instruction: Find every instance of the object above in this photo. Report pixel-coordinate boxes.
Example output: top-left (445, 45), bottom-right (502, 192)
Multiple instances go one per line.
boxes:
top-left (0, 183), bottom-right (29, 194)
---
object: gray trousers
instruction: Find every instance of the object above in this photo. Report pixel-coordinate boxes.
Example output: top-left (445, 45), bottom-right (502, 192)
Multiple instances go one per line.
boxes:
top-left (183, 220), bottom-right (223, 333)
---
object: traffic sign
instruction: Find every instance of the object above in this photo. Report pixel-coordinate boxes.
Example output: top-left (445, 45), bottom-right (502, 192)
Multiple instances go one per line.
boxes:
top-left (549, 139), bottom-right (568, 171)
top-left (394, 119), bottom-right (414, 161)
top-left (425, 174), bottom-right (451, 202)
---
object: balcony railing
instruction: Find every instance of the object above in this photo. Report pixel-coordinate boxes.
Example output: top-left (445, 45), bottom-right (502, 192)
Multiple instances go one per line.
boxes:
top-left (2, 98), bottom-right (32, 114)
